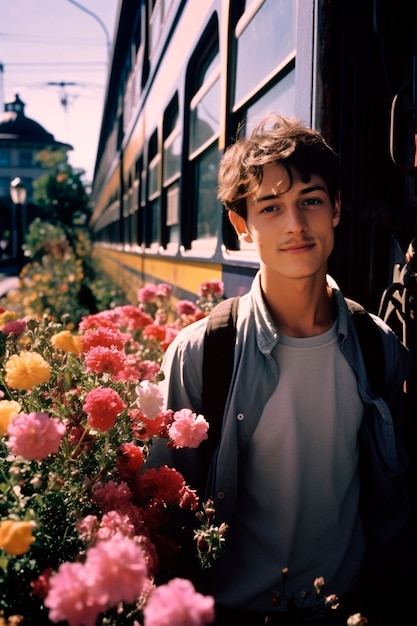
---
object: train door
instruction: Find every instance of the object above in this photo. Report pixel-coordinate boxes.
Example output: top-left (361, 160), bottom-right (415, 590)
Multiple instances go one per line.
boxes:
top-left (316, 0), bottom-right (417, 471)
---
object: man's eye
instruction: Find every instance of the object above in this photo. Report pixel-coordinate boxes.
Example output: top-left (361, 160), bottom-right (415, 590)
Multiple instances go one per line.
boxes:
top-left (260, 205), bottom-right (277, 213)
top-left (303, 198), bottom-right (321, 206)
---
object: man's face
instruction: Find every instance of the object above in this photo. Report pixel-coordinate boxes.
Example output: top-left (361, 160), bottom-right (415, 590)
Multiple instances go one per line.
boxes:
top-left (229, 162), bottom-right (340, 281)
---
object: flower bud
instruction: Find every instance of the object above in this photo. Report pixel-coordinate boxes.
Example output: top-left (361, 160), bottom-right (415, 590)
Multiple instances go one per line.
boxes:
top-left (197, 536), bottom-right (209, 554)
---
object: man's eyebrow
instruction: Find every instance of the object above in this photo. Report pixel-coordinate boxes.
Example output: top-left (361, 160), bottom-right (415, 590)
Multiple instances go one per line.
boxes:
top-left (254, 184), bottom-right (328, 204)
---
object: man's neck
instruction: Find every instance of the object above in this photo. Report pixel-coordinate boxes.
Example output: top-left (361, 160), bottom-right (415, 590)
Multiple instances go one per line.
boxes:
top-left (260, 272), bottom-right (335, 338)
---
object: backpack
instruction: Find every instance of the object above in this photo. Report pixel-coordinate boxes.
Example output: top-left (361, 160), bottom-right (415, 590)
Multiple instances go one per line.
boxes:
top-left (202, 295), bottom-right (385, 459)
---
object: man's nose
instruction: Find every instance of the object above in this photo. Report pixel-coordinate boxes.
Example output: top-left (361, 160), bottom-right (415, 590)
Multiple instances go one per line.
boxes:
top-left (285, 205), bottom-right (307, 232)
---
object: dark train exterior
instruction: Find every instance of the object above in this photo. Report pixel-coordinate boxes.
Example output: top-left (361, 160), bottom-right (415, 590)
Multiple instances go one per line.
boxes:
top-left (90, 0), bottom-right (417, 316)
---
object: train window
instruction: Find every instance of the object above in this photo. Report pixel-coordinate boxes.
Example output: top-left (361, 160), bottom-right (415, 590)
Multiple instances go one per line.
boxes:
top-left (147, 130), bottom-right (161, 247)
top-left (126, 170), bottom-right (138, 248)
top-left (163, 95), bottom-right (181, 246)
top-left (189, 50), bottom-right (220, 155)
top-left (166, 182), bottom-right (180, 245)
top-left (19, 151), bottom-right (33, 167)
top-left (149, 0), bottom-right (163, 54)
top-left (148, 154), bottom-right (160, 197)
top-left (245, 69), bottom-right (295, 130)
top-left (186, 23), bottom-right (221, 249)
top-left (123, 173), bottom-right (131, 246)
top-left (0, 150), bottom-right (11, 167)
top-left (148, 0), bottom-right (177, 56)
top-left (234, 0), bottom-right (296, 109)
top-left (0, 177), bottom-right (10, 196)
top-left (134, 156), bottom-right (143, 247)
top-left (195, 144), bottom-right (220, 240)
top-left (163, 96), bottom-right (181, 183)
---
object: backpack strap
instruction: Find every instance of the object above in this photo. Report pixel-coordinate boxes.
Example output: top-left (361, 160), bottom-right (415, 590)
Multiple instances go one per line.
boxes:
top-left (202, 297), bottom-right (239, 456)
top-left (345, 298), bottom-right (385, 397)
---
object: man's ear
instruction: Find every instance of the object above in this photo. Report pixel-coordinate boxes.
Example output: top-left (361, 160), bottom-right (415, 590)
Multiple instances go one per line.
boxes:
top-left (333, 194), bottom-right (341, 227)
top-left (228, 211), bottom-right (253, 243)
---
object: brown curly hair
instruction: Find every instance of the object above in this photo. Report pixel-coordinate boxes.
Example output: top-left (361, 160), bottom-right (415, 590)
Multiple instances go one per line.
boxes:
top-left (217, 113), bottom-right (344, 218)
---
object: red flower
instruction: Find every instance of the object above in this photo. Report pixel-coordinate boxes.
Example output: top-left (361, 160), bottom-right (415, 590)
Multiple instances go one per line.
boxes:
top-left (30, 567), bottom-right (54, 599)
top-left (83, 388), bottom-right (126, 431)
top-left (133, 466), bottom-right (185, 506)
top-left (81, 327), bottom-right (128, 351)
top-left (117, 442), bottom-right (145, 479)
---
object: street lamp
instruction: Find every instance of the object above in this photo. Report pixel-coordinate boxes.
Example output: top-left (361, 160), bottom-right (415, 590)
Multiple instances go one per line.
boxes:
top-left (66, 0), bottom-right (112, 67)
top-left (9, 177), bottom-right (27, 274)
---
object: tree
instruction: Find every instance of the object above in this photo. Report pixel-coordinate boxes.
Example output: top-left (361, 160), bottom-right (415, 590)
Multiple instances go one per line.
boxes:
top-left (32, 149), bottom-right (91, 231)
top-left (1, 149), bottom-right (127, 324)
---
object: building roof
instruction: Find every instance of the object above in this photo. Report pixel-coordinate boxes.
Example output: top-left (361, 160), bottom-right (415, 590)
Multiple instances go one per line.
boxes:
top-left (0, 94), bottom-right (72, 150)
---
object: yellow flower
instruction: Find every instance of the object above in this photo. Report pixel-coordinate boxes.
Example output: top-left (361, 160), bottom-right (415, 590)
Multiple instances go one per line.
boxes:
top-left (0, 520), bottom-right (36, 555)
top-left (51, 330), bottom-right (82, 355)
top-left (0, 400), bottom-right (21, 436)
top-left (4, 352), bottom-right (51, 390)
top-left (0, 311), bottom-right (17, 327)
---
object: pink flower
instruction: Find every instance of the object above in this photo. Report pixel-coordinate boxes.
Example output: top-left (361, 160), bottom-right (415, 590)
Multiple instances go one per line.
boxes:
top-left (114, 305), bottom-right (154, 330)
top-left (156, 283), bottom-right (172, 299)
top-left (155, 310), bottom-right (167, 324)
top-left (78, 311), bottom-right (120, 332)
top-left (161, 326), bottom-right (181, 350)
top-left (176, 300), bottom-right (198, 316)
top-left (45, 534), bottom-right (149, 625)
top-left (6, 413), bottom-right (66, 461)
top-left (84, 533), bottom-right (149, 607)
top-left (1, 319), bottom-right (27, 335)
top-left (96, 510), bottom-right (135, 541)
top-left (135, 380), bottom-right (164, 419)
top-left (138, 285), bottom-right (158, 303)
top-left (168, 409), bottom-right (209, 448)
top-left (198, 280), bottom-right (224, 298)
top-left (76, 515), bottom-right (99, 542)
top-left (92, 480), bottom-right (132, 510)
top-left (143, 323), bottom-right (169, 342)
top-left (85, 346), bottom-right (126, 375)
top-left (83, 388), bottom-right (126, 431)
top-left (143, 577), bottom-right (215, 626)
top-left (81, 327), bottom-right (129, 352)
top-left (44, 561), bottom-right (101, 626)
top-left (137, 359), bottom-right (161, 381)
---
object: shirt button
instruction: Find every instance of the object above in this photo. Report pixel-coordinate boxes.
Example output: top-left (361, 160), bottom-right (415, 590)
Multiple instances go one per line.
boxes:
top-left (217, 492), bottom-right (225, 499)
top-left (237, 412), bottom-right (244, 421)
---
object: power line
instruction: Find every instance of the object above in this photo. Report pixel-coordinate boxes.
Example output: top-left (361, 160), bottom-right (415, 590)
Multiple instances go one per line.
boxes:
top-left (5, 62), bottom-right (105, 67)
top-left (0, 33), bottom-right (106, 46)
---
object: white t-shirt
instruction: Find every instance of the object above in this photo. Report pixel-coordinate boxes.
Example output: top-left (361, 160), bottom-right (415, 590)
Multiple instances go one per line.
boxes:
top-left (213, 322), bottom-right (365, 611)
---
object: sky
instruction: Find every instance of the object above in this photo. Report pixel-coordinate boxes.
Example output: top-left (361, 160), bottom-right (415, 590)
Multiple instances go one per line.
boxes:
top-left (0, 0), bottom-right (120, 183)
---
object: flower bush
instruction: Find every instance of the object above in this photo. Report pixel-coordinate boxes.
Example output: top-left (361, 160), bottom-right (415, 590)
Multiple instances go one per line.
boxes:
top-left (0, 219), bottom-right (128, 327)
top-left (0, 280), bottom-right (227, 626)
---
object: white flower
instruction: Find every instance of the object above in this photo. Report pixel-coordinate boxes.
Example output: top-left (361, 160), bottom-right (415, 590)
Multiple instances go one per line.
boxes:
top-left (135, 380), bottom-right (164, 419)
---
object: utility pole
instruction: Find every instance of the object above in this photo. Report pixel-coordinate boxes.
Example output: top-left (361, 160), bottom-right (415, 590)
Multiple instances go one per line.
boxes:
top-left (47, 81), bottom-right (82, 141)
top-left (47, 81), bottom-right (79, 110)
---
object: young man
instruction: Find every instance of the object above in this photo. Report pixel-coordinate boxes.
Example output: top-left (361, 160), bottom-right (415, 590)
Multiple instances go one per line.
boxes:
top-left (147, 114), bottom-right (414, 625)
